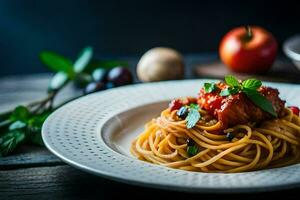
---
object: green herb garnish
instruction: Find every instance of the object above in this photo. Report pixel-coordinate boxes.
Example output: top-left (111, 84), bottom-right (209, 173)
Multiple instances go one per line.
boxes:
top-left (218, 75), bottom-right (277, 117)
top-left (0, 130), bottom-right (26, 156)
top-left (9, 106), bottom-right (30, 122)
top-left (187, 145), bottom-right (199, 157)
top-left (242, 79), bottom-right (262, 90)
top-left (39, 51), bottom-right (74, 78)
top-left (186, 104), bottom-right (201, 129)
top-left (219, 87), bottom-right (239, 96)
top-left (204, 82), bottom-right (217, 93)
top-left (203, 75), bottom-right (277, 117)
top-left (225, 75), bottom-right (240, 87)
top-left (243, 88), bottom-right (277, 117)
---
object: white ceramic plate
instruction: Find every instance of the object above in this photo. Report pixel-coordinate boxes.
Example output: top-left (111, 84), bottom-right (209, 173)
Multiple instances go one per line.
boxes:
top-left (42, 79), bottom-right (300, 193)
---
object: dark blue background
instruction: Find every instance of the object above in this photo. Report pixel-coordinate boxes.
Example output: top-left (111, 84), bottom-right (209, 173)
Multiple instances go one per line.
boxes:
top-left (0, 0), bottom-right (299, 76)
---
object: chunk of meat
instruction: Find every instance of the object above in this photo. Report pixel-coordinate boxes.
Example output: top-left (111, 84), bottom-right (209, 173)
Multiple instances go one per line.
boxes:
top-left (198, 84), bottom-right (285, 129)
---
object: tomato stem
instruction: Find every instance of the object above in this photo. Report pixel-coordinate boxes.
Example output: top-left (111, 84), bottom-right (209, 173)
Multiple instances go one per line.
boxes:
top-left (244, 25), bottom-right (253, 42)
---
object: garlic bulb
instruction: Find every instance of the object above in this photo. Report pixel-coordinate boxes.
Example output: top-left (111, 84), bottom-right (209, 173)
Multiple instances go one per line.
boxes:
top-left (137, 47), bottom-right (184, 82)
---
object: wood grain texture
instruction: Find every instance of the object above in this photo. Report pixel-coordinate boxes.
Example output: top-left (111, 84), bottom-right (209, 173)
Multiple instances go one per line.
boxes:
top-left (1, 165), bottom-right (300, 200)
top-left (0, 73), bottom-right (82, 113)
top-left (0, 145), bottom-right (63, 170)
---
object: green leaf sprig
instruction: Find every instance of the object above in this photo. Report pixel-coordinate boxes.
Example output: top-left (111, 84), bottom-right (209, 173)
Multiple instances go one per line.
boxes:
top-left (186, 104), bottom-right (201, 129)
top-left (0, 106), bottom-right (50, 156)
top-left (204, 75), bottom-right (277, 117)
top-left (0, 46), bottom-right (128, 157)
top-left (40, 46), bottom-right (94, 92)
top-left (0, 47), bottom-right (93, 156)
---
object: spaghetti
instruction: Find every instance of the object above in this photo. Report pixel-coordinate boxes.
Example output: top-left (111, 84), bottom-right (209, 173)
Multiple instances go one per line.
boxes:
top-left (130, 107), bottom-right (300, 172)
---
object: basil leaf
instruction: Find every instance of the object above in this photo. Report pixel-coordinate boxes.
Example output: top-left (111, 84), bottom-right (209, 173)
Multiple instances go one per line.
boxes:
top-left (49, 72), bottom-right (69, 91)
top-left (73, 46), bottom-right (93, 73)
top-left (220, 88), bottom-right (231, 96)
top-left (40, 51), bottom-right (74, 76)
top-left (242, 79), bottom-right (262, 90)
top-left (189, 103), bottom-right (199, 110)
top-left (220, 87), bottom-right (239, 96)
top-left (187, 146), bottom-right (199, 157)
top-left (204, 83), bottom-right (216, 93)
top-left (10, 106), bottom-right (30, 122)
top-left (186, 104), bottom-right (200, 129)
top-left (9, 121), bottom-right (26, 131)
top-left (229, 87), bottom-right (240, 95)
top-left (28, 112), bottom-right (50, 131)
top-left (225, 75), bottom-right (240, 87)
top-left (243, 88), bottom-right (277, 117)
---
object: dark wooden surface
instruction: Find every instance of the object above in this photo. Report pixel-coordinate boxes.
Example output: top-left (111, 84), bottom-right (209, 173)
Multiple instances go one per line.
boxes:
top-left (1, 54), bottom-right (300, 200)
top-left (195, 60), bottom-right (300, 83)
top-left (2, 165), bottom-right (300, 200)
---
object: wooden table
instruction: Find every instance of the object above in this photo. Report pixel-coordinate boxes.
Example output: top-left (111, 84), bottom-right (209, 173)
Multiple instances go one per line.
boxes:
top-left (1, 54), bottom-right (300, 199)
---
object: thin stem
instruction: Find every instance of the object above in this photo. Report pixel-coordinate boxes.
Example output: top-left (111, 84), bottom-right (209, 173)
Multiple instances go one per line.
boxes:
top-left (27, 96), bottom-right (51, 108)
top-left (0, 94), bottom-right (55, 121)
top-left (32, 91), bottom-right (57, 114)
top-left (243, 25), bottom-right (253, 42)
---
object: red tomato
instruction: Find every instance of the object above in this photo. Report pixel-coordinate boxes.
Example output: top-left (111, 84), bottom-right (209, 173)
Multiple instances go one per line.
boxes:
top-left (198, 88), bottom-right (225, 117)
top-left (169, 99), bottom-right (183, 111)
top-left (288, 106), bottom-right (300, 116)
top-left (219, 26), bottom-right (278, 73)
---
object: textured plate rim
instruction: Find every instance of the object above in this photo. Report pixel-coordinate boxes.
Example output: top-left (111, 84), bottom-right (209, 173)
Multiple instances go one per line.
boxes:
top-left (42, 79), bottom-right (300, 193)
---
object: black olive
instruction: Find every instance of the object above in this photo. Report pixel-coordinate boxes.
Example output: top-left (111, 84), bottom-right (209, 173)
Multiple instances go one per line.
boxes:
top-left (226, 132), bottom-right (234, 141)
top-left (177, 106), bottom-right (189, 119)
top-left (84, 82), bottom-right (105, 94)
top-left (186, 138), bottom-right (195, 146)
top-left (107, 67), bottom-right (133, 86)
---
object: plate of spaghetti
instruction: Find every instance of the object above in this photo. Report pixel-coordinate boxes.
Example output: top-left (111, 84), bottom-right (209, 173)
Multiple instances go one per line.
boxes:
top-left (42, 76), bottom-right (300, 193)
